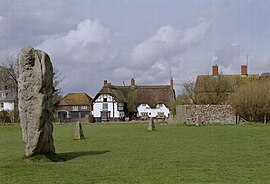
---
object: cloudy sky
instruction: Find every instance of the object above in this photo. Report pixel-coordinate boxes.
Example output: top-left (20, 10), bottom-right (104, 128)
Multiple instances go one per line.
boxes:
top-left (0, 0), bottom-right (269, 96)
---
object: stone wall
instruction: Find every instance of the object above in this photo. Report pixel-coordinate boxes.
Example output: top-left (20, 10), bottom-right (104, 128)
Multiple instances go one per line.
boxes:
top-left (168, 105), bottom-right (236, 125)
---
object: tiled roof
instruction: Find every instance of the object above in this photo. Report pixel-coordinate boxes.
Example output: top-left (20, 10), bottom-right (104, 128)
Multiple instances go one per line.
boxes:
top-left (58, 93), bottom-right (92, 106)
top-left (195, 74), bottom-right (260, 93)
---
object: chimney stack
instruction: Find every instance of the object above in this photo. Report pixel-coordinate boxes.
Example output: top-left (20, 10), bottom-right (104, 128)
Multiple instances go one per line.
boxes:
top-left (212, 65), bottom-right (218, 76)
top-left (170, 77), bottom-right (174, 90)
top-left (131, 78), bottom-right (135, 86)
top-left (241, 65), bottom-right (247, 76)
top-left (104, 80), bottom-right (108, 86)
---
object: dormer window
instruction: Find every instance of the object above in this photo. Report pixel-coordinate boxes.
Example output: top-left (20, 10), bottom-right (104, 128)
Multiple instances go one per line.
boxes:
top-left (73, 106), bottom-right (79, 110)
top-left (157, 104), bottom-right (163, 107)
top-left (81, 106), bottom-right (87, 110)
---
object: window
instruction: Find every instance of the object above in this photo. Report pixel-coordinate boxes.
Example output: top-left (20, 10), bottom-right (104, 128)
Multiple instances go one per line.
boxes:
top-left (157, 112), bottom-right (164, 117)
top-left (73, 106), bottom-right (79, 110)
top-left (81, 106), bottom-right (87, 110)
top-left (119, 112), bottom-right (125, 118)
top-left (141, 112), bottom-right (148, 117)
top-left (70, 112), bottom-right (79, 119)
top-left (118, 103), bottom-right (124, 111)
top-left (103, 103), bottom-right (108, 110)
top-left (81, 111), bottom-right (88, 118)
top-left (1, 103), bottom-right (3, 108)
top-left (103, 98), bottom-right (107, 102)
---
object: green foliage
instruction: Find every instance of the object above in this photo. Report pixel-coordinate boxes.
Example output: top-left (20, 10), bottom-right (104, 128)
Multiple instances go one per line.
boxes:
top-left (1, 124), bottom-right (270, 184)
top-left (126, 89), bottom-right (137, 112)
top-left (231, 80), bottom-right (270, 122)
top-left (198, 75), bottom-right (232, 105)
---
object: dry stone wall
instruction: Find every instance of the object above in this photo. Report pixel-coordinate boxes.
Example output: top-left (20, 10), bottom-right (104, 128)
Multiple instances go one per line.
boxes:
top-left (169, 105), bottom-right (236, 125)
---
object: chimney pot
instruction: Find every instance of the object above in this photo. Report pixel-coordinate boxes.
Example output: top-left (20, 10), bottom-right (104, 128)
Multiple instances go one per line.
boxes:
top-left (170, 77), bottom-right (174, 90)
top-left (241, 65), bottom-right (247, 76)
top-left (212, 65), bottom-right (219, 76)
top-left (104, 80), bottom-right (108, 86)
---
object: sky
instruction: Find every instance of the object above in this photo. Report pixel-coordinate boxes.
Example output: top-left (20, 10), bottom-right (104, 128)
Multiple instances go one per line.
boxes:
top-left (0, 0), bottom-right (269, 96)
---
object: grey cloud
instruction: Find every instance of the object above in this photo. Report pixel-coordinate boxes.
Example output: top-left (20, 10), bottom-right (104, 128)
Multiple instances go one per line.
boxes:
top-left (130, 17), bottom-right (211, 69)
top-left (36, 18), bottom-right (114, 96)
top-left (212, 43), bottom-right (243, 74)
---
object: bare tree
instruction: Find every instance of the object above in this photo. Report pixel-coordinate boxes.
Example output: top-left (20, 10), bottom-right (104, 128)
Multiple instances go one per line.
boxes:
top-left (196, 75), bottom-right (232, 105)
top-left (230, 80), bottom-right (270, 122)
top-left (170, 81), bottom-right (196, 115)
top-left (52, 68), bottom-right (63, 105)
top-left (1, 56), bottom-right (63, 123)
top-left (182, 81), bottom-right (196, 104)
top-left (0, 56), bottom-right (19, 122)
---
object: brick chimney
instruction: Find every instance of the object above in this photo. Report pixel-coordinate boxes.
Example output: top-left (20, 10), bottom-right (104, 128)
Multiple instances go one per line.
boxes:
top-left (170, 77), bottom-right (174, 90)
top-left (131, 78), bottom-right (135, 86)
top-left (212, 65), bottom-right (218, 76)
top-left (241, 65), bottom-right (247, 76)
top-left (104, 80), bottom-right (108, 86)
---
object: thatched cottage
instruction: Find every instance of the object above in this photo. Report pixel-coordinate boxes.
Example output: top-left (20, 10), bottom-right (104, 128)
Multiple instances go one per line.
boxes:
top-left (93, 78), bottom-right (175, 122)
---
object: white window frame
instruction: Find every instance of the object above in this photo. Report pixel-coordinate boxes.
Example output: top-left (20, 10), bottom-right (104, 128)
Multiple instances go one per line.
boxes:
top-left (72, 106), bottom-right (79, 111)
top-left (81, 106), bottom-right (88, 110)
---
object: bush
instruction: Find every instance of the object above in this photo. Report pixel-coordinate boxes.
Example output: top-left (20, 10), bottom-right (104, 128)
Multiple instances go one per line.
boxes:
top-left (0, 110), bottom-right (12, 123)
top-left (230, 80), bottom-right (270, 122)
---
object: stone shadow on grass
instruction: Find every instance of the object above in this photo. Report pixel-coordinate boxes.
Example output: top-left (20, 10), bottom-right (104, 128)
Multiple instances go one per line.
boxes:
top-left (55, 150), bottom-right (110, 162)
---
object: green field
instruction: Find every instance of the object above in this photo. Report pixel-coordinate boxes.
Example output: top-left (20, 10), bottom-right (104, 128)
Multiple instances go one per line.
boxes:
top-left (0, 123), bottom-right (269, 184)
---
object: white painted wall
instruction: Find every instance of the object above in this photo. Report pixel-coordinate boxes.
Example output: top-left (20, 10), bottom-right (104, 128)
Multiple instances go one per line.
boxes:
top-left (137, 104), bottom-right (169, 118)
top-left (93, 94), bottom-right (120, 118)
top-left (0, 102), bottom-right (14, 111)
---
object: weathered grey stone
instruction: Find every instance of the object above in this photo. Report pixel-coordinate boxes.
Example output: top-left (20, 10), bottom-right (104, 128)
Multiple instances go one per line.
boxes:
top-left (18, 46), bottom-right (55, 157)
top-left (74, 121), bottom-right (84, 139)
top-left (148, 117), bottom-right (156, 131)
top-left (169, 105), bottom-right (236, 125)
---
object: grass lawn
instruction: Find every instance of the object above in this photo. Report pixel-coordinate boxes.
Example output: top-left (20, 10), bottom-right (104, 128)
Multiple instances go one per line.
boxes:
top-left (0, 123), bottom-right (269, 184)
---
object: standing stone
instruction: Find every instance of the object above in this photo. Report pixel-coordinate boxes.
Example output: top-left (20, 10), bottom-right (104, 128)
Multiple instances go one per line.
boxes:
top-left (74, 122), bottom-right (85, 139)
top-left (148, 117), bottom-right (156, 131)
top-left (18, 46), bottom-right (55, 157)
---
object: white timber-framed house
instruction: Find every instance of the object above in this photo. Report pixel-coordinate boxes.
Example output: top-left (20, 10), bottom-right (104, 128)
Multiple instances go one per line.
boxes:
top-left (93, 78), bottom-right (175, 122)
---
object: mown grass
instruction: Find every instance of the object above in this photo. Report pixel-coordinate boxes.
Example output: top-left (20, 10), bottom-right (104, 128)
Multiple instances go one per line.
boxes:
top-left (0, 123), bottom-right (269, 184)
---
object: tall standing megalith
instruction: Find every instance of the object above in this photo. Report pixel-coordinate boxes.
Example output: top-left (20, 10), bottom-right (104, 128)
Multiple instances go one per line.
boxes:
top-left (18, 46), bottom-right (55, 157)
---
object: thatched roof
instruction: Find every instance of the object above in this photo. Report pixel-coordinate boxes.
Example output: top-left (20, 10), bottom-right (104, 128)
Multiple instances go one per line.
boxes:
top-left (58, 93), bottom-right (92, 106)
top-left (94, 83), bottom-right (175, 112)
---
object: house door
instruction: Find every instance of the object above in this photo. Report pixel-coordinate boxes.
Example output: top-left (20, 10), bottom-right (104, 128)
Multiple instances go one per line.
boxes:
top-left (101, 111), bottom-right (110, 121)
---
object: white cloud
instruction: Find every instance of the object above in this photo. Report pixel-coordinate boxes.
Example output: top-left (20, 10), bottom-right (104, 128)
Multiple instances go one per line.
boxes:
top-left (130, 17), bottom-right (211, 69)
top-left (213, 43), bottom-right (242, 73)
top-left (213, 43), bottom-right (270, 75)
top-left (36, 18), bottom-right (114, 96)
top-left (111, 17), bottom-right (212, 88)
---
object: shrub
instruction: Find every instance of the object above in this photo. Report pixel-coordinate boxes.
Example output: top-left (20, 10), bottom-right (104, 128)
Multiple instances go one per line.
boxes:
top-left (0, 110), bottom-right (12, 123)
